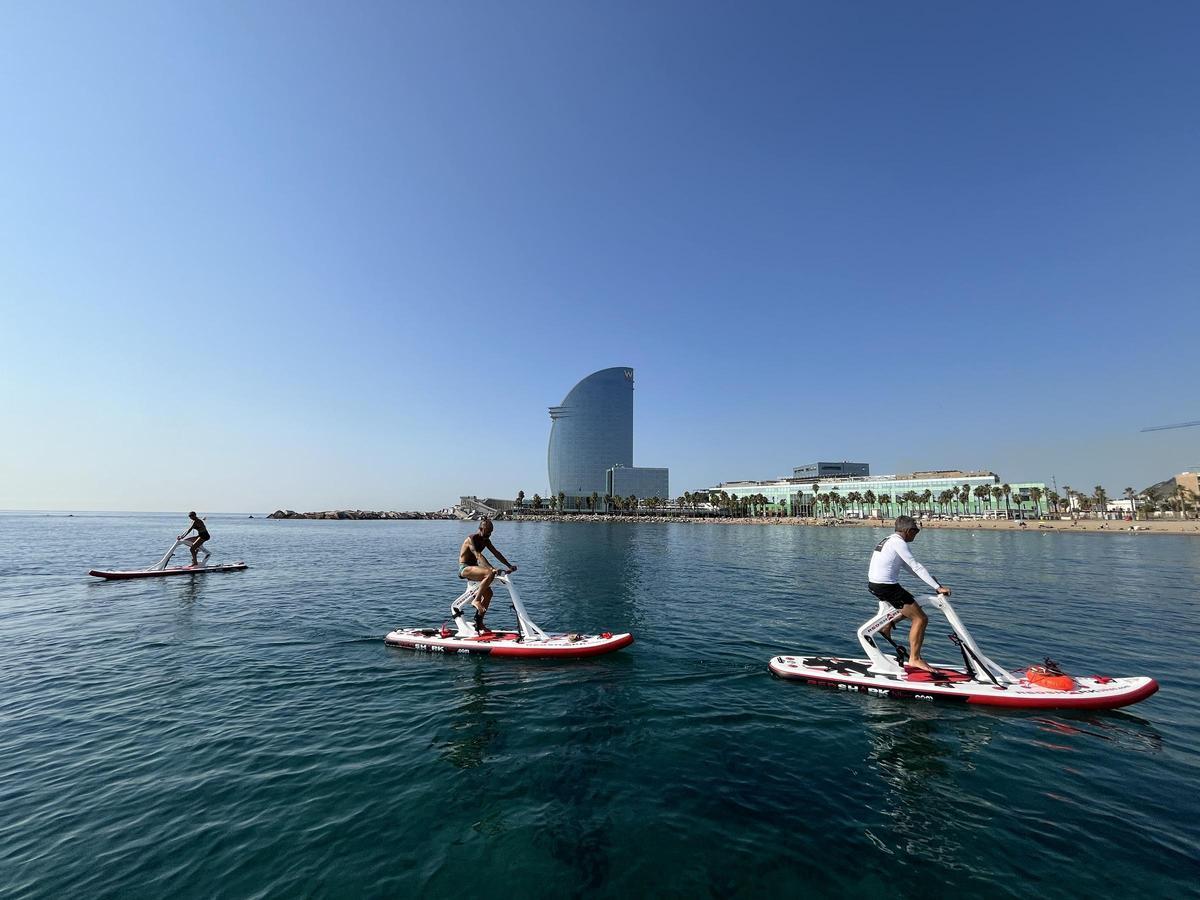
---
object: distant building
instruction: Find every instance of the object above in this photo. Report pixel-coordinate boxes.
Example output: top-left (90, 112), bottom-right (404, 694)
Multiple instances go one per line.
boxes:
top-left (607, 465), bottom-right (669, 501)
top-left (1177, 471), bottom-right (1200, 497)
top-left (706, 469), bottom-right (1051, 517)
top-left (548, 367), bottom-right (634, 501)
top-left (792, 461), bottom-right (870, 480)
top-left (547, 367), bottom-right (669, 510)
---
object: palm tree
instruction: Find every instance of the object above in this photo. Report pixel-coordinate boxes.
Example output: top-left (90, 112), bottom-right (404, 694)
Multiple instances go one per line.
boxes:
top-left (991, 485), bottom-right (1004, 516)
top-left (864, 490), bottom-right (877, 517)
top-left (810, 484), bottom-right (820, 518)
top-left (1047, 490), bottom-right (1060, 515)
top-left (532, 493), bottom-right (543, 510)
top-left (920, 489), bottom-right (933, 516)
top-left (1029, 487), bottom-right (1043, 519)
top-left (1093, 485), bottom-right (1107, 519)
top-left (1170, 483), bottom-right (1186, 519)
top-left (973, 484), bottom-right (990, 515)
top-left (1001, 483), bottom-right (1012, 519)
top-left (828, 491), bottom-right (842, 518)
top-left (591, 491), bottom-right (600, 515)
top-left (961, 483), bottom-right (972, 514)
top-left (1062, 485), bottom-right (1073, 516)
top-left (516, 490), bottom-right (525, 510)
top-left (549, 494), bottom-right (558, 513)
top-left (557, 491), bottom-right (567, 514)
top-left (1123, 487), bottom-right (1136, 520)
top-left (628, 494), bottom-right (638, 517)
top-left (847, 491), bottom-right (862, 518)
top-left (938, 489), bottom-right (954, 515)
top-left (877, 493), bottom-right (891, 518)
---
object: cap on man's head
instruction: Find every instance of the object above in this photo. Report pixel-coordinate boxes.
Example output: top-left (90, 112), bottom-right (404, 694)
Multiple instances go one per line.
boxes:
top-left (894, 515), bottom-right (919, 533)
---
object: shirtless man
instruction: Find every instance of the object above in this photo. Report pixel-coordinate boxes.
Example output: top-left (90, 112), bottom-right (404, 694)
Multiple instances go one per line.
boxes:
top-left (458, 517), bottom-right (517, 632)
top-left (180, 511), bottom-right (210, 566)
top-left (867, 515), bottom-right (951, 672)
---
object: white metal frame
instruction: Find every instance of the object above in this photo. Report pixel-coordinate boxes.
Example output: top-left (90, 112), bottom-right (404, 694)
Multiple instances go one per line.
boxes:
top-left (151, 535), bottom-right (211, 571)
top-left (449, 573), bottom-right (548, 641)
top-left (858, 594), bottom-right (1017, 684)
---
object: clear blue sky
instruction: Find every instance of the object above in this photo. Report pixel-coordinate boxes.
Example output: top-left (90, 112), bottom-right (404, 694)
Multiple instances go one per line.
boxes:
top-left (2, 1), bottom-right (1197, 512)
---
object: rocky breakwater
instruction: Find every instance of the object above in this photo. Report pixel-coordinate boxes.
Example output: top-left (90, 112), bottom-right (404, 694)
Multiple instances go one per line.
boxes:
top-left (267, 509), bottom-right (446, 520)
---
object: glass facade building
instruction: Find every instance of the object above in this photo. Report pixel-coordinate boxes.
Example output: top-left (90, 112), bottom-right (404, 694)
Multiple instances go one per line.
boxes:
top-left (792, 461), bottom-right (870, 479)
top-left (707, 471), bottom-right (1051, 517)
top-left (608, 465), bottom-right (669, 500)
top-left (548, 367), bottom-right (635, 500)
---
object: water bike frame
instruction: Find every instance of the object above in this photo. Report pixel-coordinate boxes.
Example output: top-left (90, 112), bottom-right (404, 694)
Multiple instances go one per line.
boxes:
top-left (449, 573), bottom-right (548, 640)
top-left (859, 594), bottom-right (1018, 686)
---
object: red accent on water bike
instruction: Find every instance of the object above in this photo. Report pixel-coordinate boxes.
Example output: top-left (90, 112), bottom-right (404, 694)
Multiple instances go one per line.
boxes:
top-left (966, 679), bottom-right (1159, 709)
top-left (1026, 666), bottom-right (1075, 691)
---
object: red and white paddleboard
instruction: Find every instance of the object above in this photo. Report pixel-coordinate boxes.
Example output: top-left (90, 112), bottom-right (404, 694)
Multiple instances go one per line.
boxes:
top-left (385, 627), bottom-right (633, 659)
top-left (88, 563), bottom-right (248, 580)
top-left (769, 655), bottom-right (1158, 710)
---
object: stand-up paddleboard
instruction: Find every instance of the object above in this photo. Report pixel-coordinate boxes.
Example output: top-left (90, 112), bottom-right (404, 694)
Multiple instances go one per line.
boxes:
top-left (88, 535), bottom-right (248, 580)
top-left (769, 655), bottom-right (1157, 710)
top-left (89, 562), bottom-right (249, 580)
top-left (770, 594), bottom-right (1157, 711)
top-left (386, 627), bottom-right (633, 658)
top-left (386, 573), bottom-right (633, 660)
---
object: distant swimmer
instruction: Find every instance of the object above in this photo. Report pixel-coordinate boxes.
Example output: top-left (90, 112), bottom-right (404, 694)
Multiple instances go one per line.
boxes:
top-left (180, 511), bottom-right (210, 566)
top-left (458, 517), bottom-right (517, 633)
top-left (867, 515), bottom-right (951, 673)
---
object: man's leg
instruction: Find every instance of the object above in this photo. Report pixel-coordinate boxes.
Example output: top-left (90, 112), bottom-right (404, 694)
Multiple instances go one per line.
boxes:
top-left (475, 570), bottom-right (495, 613)
top-left (459, 567), bottom-right (496, 630)
top-left (903, 604), bottom-right (931, 670)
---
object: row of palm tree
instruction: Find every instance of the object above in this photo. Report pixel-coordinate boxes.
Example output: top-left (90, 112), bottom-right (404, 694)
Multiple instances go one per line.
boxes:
top-left (512, 482), bottom-right (1198, 520)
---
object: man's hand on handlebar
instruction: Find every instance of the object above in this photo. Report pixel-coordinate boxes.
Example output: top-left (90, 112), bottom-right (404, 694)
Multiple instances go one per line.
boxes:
top-left (937, 586), bottom-right (952, 596)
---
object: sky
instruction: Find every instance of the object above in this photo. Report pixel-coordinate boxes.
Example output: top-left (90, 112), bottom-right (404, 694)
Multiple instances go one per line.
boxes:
top-left (1, 1), bottom-right (1197, 512)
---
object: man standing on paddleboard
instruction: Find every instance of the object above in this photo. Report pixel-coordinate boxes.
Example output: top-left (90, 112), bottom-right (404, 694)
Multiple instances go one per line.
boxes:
top-left (180, 511), bottom-right (210, 566)
top-left (458, 517), bottom-right (517, 633)
top-left (867, 515), bottom-right (951, 673)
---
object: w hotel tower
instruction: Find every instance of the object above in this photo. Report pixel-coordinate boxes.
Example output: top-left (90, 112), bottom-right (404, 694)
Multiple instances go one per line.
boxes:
top-left (548, 367), bottom-right (635, 501)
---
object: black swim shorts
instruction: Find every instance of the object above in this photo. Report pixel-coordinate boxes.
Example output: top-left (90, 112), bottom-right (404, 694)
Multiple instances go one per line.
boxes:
top-left (868, 582), bottom-right (915, 610)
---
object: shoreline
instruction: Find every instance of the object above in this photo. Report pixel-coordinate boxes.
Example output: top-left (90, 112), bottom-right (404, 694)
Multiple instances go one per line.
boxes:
top-left (505, 513), bottom-right (1200, 535)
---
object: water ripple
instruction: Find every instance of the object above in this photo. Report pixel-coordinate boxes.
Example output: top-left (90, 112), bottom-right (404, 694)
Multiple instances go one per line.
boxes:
top-left (0, 515), bottom-right (1197, 898)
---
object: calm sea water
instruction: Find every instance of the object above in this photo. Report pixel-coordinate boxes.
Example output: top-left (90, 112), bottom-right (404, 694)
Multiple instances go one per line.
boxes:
top-left (1, 514), bottom-right (1198, 898)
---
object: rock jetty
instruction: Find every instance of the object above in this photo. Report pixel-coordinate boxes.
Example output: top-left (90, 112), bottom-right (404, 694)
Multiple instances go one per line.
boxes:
top-left (267, 509), bottom-right (445, 520)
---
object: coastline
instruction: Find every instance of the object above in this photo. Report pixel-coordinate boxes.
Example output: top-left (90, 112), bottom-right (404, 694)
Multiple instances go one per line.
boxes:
top-left (506, 513), bottom-right (1200, 535)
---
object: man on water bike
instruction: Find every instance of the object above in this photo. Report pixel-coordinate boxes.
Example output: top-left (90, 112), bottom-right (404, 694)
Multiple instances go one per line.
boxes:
top-left (458, 517), bottom-right (517, 633)
top-left (180, 511), bottom-right (210, 566)
top-left (868, 515), bottom-right (951, 673)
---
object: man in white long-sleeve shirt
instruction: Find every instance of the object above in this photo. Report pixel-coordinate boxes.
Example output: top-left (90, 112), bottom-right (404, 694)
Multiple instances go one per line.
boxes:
top-left (867, 515), bottom-right (952, 672)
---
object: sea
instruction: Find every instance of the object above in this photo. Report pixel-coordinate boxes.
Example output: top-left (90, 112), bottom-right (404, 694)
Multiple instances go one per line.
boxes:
top-left (1, 513), bottom-right (1197, 898)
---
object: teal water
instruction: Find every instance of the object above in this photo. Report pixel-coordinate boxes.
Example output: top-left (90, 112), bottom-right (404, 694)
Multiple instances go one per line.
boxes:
top-left (1, 514), bottom-right (1198, 898)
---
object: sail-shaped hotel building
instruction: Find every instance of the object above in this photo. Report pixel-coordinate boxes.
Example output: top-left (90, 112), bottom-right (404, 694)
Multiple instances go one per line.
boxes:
top-left (548, 367), bottom-right (668, 507)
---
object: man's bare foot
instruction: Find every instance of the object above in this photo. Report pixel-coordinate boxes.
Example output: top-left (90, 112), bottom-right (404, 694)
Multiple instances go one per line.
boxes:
top-left (908, 658), bottom-right (934, 672)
